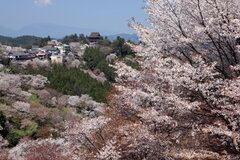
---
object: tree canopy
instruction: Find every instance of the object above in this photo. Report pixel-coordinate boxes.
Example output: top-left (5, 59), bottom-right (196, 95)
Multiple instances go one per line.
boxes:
top-left (83, 47), bottom-right (116, 82)
top-left (112, 36), bottom-right (134, 57)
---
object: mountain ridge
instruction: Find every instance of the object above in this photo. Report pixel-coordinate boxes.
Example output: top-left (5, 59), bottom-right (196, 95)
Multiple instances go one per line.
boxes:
top-left (107, 33), bottom-right (139, 43)
top-left (0, 24), bottom-right (137, 39)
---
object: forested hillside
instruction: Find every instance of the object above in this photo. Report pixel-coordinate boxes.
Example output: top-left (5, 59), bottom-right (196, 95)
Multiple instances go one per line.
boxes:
top-left (0, 35), bottom-right (50, 48)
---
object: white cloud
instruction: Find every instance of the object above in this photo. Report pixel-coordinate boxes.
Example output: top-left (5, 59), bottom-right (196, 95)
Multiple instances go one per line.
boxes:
top-left (34, 0), bottom-right (53, 6)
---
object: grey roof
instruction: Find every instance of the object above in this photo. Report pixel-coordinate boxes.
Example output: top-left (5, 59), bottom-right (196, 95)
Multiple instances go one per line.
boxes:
top-left (9, 51), bottom-right (30, 56)
top-left (47, 48), bottom-right (59, 52)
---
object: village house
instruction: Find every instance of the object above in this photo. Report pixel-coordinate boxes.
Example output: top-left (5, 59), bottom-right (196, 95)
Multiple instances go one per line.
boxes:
top-left (69, 42), bottom-right (81, 48)
top-left (88, 32), bottom-right (102, 43)
top-left (36, 50), bottom-right (47, 59)
top-left (28, 46), bottom-right (40, 55)
top-left (36, 50), bottom-right (51, 59)
top-left (63, 44), bottom-right (71, 53)
top-left (43, 46), bottom-right (60, 55)
top-left (55, 44), bottom-right (71, 54)
top-left (48, 40), bottom-right (62, 46)
top-left (8, 51), bottom-right (35, 60)
top-left (50, 54), bottom-right (64, 64)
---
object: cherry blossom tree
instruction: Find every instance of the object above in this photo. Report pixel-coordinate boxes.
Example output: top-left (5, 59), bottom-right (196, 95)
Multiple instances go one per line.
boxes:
top-left (103, 0), bottom-right (240, 159)
top-left (131, 0), bottom-right (240, 78)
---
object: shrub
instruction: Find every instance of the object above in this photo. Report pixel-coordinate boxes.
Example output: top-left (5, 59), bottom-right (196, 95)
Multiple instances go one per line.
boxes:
top-left (112, 36), bottom-right (134, 57)
top-left (6, 121), bottom-right (38, 147)
top-left (125, 59), bottom-right (140, 70)
top-left (1, 57), bottom-right (10, 66)
top-left (0, 111), bottom-right (8, 139)
top-left (8, 114), bottom-right (23, 129)
top-left (97, 60), bottom-right (116, 82)
top-left (7, 129), bottom-right (27, 147)
top-left (5, 114), bottom-right (38, 147)
top-left (35, 126), bottom-right (52, 139)
top-left (30, 103), bottom-right (50, 119)
top-left (0, 111), bottom-right (6, 128)
top-left (0, 99), bottom-right (12, 105)
top-left (29, 94), bottom-right (40, 104)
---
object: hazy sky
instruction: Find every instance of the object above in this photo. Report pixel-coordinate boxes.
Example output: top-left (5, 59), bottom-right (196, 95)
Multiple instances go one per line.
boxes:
top-left (0, 0), bottom-right (147, 34)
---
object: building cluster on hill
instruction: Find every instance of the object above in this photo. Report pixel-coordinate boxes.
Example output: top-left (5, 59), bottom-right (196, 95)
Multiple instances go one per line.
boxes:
top-left (0, 32), bottom-right (103, 65)
top-left (6, 41), bottom-right (85, 64)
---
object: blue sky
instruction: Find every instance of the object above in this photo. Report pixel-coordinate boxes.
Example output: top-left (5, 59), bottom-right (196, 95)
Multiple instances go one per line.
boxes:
top-left (0, 0), bottom-right (147, 35)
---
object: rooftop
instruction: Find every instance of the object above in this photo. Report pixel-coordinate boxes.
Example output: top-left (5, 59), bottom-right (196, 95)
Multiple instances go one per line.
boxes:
top-left (9, 51), bottom-right (29, 56)
top-left (89, 32), bottom-right (101, 38)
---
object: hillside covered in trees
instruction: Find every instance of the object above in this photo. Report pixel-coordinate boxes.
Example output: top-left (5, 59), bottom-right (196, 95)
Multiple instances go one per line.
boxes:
top-left (0, 35), bottom-right (51, 49)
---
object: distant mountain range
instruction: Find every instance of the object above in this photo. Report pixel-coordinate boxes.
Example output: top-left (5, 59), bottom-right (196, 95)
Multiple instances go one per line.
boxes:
top-left (107, 33), bottom-right (139, 43)
top-left (0, 24), bottom-right (96, 38)
top-left (0, 24), bottom-right (139, 43)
